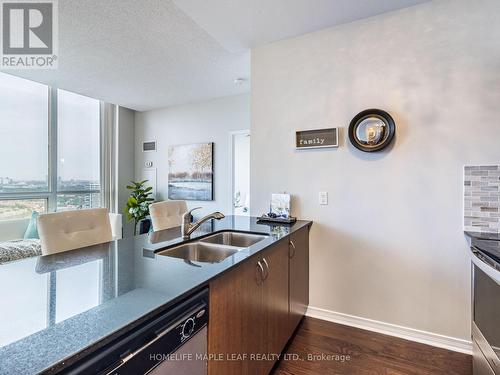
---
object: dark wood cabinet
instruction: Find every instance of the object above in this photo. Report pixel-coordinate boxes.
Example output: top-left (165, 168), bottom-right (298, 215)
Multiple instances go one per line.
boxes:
top-left (261, 240), bottom-right (290, 374)
top-left (208, 226), bottom-right (310, 375)
top-left (208, 256), bottom-right (264, 375)
top-left (288, 225), bottom-right (310, 333)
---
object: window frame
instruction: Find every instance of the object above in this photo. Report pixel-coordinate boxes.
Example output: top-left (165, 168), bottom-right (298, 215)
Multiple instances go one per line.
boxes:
top-left (0, 82), bottom-right (103, 218)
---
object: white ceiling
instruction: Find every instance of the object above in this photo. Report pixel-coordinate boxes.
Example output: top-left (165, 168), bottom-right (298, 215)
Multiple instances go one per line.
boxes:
top-left (173, 0), bottom-right (430, 53)
top-left (3, 0), bottom-right (428, 111)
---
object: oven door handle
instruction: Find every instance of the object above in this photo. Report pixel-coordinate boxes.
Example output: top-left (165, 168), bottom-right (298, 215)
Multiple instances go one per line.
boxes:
top-left (471, 247), bottom-right (500, 286)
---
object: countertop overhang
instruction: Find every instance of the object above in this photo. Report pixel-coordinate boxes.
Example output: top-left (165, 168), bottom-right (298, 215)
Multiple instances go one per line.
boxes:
top-left (0, 216), bottom-right (312, 375)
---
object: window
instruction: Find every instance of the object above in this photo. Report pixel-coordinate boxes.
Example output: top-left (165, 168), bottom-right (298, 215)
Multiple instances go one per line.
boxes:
top-left (57, 89), bottom-right (101, 210)
top-left (0, 74), bottom-right (49, 194)
top-left (0, 199), bottom-right (47, 220)
top-left (0, 73), bottom-right (103, 221)
top-left (56, 193), bottom-right (101, 211)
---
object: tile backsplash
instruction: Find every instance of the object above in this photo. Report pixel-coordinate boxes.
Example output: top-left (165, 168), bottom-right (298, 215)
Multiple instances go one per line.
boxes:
top-left (464, 165), bottom-right (500, 233)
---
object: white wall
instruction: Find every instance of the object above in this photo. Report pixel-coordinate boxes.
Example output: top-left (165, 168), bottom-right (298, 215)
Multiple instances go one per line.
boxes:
top-left (251, 0), bottom-right (500, 341)
top-left (233, 133), bottom-right (250, 215)
top-left (134, 94), bottom-right (250, 216)
top-left (117, 107), bottom-right (136, 237)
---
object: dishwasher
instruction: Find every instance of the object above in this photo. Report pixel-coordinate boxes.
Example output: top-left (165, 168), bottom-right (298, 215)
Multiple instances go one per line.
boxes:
top-left (63, 289), bottom-right (209, 375)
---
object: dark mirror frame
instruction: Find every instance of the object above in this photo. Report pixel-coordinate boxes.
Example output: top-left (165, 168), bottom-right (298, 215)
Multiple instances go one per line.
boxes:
top-left (348, 109), bottom-right (396, 152)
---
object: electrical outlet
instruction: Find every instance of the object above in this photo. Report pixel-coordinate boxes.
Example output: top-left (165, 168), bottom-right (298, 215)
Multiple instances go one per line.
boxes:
top-left (319, 191), bottom-right (328, 205)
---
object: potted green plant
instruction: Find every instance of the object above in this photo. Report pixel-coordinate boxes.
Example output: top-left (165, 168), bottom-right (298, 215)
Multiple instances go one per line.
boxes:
top-left (124, 180), bottom-right (155, 235)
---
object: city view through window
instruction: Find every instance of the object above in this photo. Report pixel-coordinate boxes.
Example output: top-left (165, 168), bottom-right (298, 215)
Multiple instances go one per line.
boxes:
top-left (0, 181), bottom-right (101, 220)
top-left (0, 73), bottom-right (101, 221)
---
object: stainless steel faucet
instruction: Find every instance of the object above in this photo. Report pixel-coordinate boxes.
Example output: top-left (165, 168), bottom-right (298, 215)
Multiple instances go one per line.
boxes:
top-left (181, 207), bottom-right (225, 239)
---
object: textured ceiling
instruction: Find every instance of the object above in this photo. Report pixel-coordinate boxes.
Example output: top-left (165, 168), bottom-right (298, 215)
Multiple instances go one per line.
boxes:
top-left (2, 0), bottom-right (428, 111)
top-left (3, 0), bottom-right (250, 111)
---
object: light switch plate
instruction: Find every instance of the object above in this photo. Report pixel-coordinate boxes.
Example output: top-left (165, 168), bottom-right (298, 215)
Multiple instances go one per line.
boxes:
top-left (319, 191), bottom-right (328, 205)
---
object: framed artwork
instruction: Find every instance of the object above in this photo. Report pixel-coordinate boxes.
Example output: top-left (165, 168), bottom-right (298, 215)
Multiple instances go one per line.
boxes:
top-left (168, 142), bottom-right (214, 201)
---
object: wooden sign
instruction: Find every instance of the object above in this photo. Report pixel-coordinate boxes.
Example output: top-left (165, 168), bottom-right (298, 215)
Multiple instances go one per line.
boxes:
top-left (296, 128), bottom-right (338, 149)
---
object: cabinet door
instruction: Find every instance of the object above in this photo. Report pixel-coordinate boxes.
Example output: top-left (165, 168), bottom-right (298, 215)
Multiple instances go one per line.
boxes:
top-left (289, 225), bottom-right (310, 333)
top-left (261, 240), bottom-right (290, 374)
top-left (208, 257), bottom-right (265, 375)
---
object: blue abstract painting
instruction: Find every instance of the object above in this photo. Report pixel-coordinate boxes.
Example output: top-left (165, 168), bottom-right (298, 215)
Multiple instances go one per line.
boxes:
top-left (168, 143), bottom-right (213, 201)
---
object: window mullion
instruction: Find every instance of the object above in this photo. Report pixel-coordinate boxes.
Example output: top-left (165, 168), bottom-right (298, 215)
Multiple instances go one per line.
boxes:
top-left (48, 87), bottom-right (58, 212)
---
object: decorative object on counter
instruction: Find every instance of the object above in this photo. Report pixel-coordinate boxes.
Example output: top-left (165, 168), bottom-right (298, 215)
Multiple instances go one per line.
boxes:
top-left (257, 215), bottom-right (297, 224)
top-left (348, 109), bottom-right (395, 152)
top-left (296, 128), bottom-right (338, 149)
top-left (168, 142), bottom-right (214, 201)
top-left (271, 193), bottom-right (291, 218)
top-left (124, 180), bottom-right (155, 235)
top-left (258, 193), bottom-right (297, 224)
top-left (464, 165), bottom-right (500, 233)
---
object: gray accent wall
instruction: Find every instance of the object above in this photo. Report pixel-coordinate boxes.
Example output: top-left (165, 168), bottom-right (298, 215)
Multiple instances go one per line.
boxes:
top-left (464, 165), bottom-right (500, 233)
top-left (250, 0), bottom-right (500, 342)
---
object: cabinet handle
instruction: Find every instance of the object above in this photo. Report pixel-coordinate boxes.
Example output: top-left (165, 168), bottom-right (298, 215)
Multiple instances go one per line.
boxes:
top-left (289, 240), bottom-right (296, 259)
top-left (256, 261), bottom-right (265, 285)
top-left (262, 258), bottom-right (269, 280)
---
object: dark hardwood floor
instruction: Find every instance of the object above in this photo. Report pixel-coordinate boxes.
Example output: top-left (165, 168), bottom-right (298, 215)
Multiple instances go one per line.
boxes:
top-left (272, 317), bottom-right (472, 375)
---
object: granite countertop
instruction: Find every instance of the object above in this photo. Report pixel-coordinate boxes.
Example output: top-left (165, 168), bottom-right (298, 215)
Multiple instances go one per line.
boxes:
top-left (0, 216), bottom-right (312, 375)
top-left (465, 231), bottom-right (500, 241)
top-left (465, 231), bottom-right (500, 264)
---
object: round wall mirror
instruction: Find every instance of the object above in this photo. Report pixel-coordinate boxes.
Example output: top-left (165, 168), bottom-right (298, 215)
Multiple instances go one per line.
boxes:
top-left (348, 109), bottom-right (395, 152)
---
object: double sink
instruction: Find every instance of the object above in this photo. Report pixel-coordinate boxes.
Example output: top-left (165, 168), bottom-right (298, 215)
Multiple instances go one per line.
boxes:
top-left (157, 231), bottom-right (269, 263)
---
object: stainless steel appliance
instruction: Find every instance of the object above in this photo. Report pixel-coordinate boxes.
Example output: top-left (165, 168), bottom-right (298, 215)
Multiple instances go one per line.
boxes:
top-left (471, 239), bottom-right (500, 375)
top-left (64, 289), bottom-right (208, 375)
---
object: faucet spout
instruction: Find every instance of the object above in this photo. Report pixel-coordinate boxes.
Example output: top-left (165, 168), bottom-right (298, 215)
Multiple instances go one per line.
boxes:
top-left (181, 208), bottom-right (225, 239)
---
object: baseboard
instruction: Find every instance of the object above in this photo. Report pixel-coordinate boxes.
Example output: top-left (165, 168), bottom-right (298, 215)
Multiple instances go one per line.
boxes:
top-left (306, 306), bottom-right (472, 355)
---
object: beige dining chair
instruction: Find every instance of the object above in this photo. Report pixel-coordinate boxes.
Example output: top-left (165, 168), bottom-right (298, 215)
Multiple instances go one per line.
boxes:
top-left (38, 208), bottom-right (113, 255)
top-left (149, 200), bottom-right (188, 231)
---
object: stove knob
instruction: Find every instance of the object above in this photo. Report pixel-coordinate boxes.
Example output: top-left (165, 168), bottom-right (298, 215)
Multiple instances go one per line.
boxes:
top-left (182, 318), bottom-right (195, 339)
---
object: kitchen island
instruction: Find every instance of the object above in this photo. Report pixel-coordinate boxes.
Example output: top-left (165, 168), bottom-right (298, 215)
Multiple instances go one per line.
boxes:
top-left (0, 216), bottom-right (311, 375)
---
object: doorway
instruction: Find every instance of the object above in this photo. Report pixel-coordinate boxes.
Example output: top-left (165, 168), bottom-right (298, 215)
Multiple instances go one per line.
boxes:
top-left (229, 130), bottom-right (250, 216)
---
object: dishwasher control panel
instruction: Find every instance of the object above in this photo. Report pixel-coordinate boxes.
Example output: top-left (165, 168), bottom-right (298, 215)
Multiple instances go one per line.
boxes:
top-left (175, 308), bottom-right (206, 344)
top-left (61, 289), bottom-right (209, 375)
top-left (181, 317), bottom-right (196, 341)
top-left (108, 303), bottom-right (209, 374)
